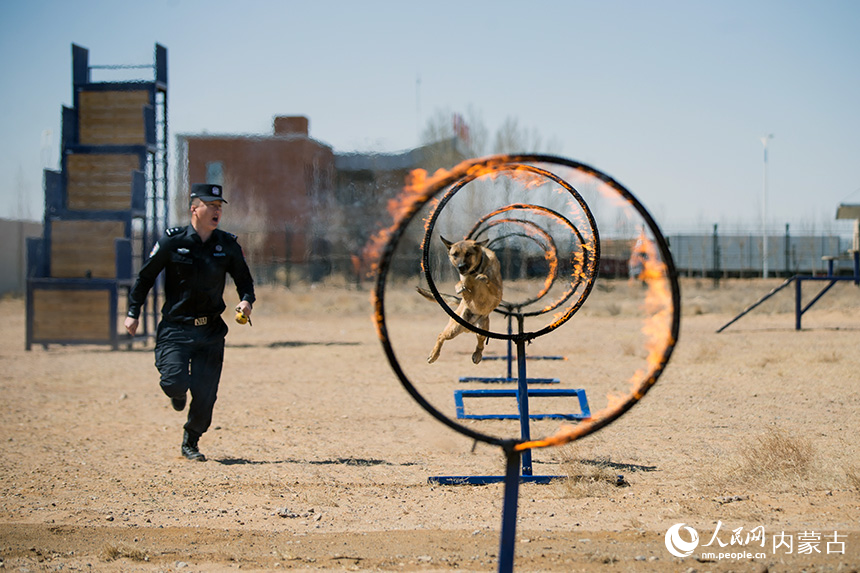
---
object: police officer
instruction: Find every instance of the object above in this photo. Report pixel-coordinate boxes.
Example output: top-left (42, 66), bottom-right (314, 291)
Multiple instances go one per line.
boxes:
top-left (124, 183), bottom-right (255, 461)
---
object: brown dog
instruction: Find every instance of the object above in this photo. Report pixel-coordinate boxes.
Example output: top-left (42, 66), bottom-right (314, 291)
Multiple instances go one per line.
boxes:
top-left (421, 237), bottom-right (503, 364)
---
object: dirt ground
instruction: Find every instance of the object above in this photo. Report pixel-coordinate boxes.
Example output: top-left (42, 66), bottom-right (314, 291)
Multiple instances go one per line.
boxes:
top-left (1, 278), bottom-right (859, 572)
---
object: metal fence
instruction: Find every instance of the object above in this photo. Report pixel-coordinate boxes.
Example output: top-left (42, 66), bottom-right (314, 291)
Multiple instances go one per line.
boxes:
top-left (668, 231), bottom-right (845, 278)
top-left (229, 225), bottom-right (856, 286)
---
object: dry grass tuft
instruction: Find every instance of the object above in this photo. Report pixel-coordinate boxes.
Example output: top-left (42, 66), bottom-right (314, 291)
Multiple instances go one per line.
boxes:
top-left (815, 350), bottom-right (840, 363)
top-left (846, 465), bottom-right (860, 493)
top-left (101, 543), bottom-right (148, 562)
top-left (705, 426), bottom-right (817, 493)
top-left (555, 448), bottom-right (622, 498)
top-left (738, 426), bottom-right (815, 482)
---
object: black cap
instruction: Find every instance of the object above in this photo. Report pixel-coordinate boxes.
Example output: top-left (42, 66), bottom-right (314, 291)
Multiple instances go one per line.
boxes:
top-left (189, 183), bottom-right (227, 204)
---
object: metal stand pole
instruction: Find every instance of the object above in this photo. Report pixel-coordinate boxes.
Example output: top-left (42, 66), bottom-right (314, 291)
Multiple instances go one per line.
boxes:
top-left (795, 277), bottom-right (802, 331)
top-left (506, 313), bottom-right (513, 380)
top-left (716, 277), bottom-right (795, 333)
top-left (497, 448), bottom-right (521, 573)
top-left (854, 250), bottom-right (859, 285)
top-left (515, 316), bottom-right (532, 476)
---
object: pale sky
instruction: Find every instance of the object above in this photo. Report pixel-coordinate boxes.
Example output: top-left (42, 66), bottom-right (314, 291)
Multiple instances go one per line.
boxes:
top-left (1, 0), bottom-right (858, 237)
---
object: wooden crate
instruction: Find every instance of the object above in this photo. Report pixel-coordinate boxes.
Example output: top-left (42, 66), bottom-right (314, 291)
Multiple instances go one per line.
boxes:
top-left (50, 220), bottom-right (125, 278)
top-left (78, 90), bottom-right (150, 146)
top-left (66, 153), bottom-right (139, 211)
top-left (31, 288), bottom-right (111, 342)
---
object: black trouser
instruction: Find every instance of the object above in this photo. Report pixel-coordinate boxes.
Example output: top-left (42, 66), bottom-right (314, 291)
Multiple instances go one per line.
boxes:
top-left (154, 318), bottom-right (228, 439)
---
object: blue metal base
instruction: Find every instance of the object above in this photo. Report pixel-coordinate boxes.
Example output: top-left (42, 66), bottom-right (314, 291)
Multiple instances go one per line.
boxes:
top-left (459, 376), bottom-right (559, 384)
top-left (428, 474), bottom-right (564, 485)
top-left (482, 355), bottom-right (564, 361)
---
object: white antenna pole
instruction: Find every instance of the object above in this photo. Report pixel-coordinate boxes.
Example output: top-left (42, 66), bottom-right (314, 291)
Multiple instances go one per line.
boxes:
top-left (761, 134), bottom-right (774, 278)
top-left (416, 74), bottom-right (421, 145)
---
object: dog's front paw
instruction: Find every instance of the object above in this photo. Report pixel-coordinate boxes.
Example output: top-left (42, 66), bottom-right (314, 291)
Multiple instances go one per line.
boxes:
top-left (471, 350), bottom-right (483, 364)
top-left (428, 350), bottom-right (440, 364)
top-left (455, 282), bottom-right (466, 294)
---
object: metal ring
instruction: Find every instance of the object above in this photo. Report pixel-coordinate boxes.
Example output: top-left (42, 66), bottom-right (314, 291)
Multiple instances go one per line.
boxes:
top-left (468, 204), bottom-right (588, 316)
top-left (420, 162), bottom-right (599, 342)
top-left (373, 154), bottom-right (681, 447)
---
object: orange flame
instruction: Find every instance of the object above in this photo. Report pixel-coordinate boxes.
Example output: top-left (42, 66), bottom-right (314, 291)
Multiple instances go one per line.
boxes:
top-left (364, 156), bottom-right (560, 280)
top-left (516, 232), bottom-right (674, 451)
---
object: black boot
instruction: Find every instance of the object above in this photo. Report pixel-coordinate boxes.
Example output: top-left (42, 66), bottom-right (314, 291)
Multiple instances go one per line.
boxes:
top-left (170, 393), bottom-right (187, 412)
top-left (181, 430), bottom-right (206, 461)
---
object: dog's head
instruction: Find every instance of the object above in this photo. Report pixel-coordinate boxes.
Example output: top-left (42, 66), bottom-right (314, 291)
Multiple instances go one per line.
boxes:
top-left (441, 237), bottom-right (487, 275)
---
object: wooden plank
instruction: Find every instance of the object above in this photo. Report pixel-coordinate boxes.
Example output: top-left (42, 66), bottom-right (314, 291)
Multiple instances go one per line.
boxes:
top-left (50, 220), bottom-right (124, 278)
top-left (78, 90), bottom-right (150, 146)
top-left (32, 289), bottom-right (111, 341)
top-left (67, 153), bottom-right (140, 173)
top-left (68, 191), bottom-right (132, 211)
top-left (79, 125), bottom-right (147, 146)
top-left (66, 154), bottom-right (139, 211)
top-left (80, 90), bottom-right (150, 108)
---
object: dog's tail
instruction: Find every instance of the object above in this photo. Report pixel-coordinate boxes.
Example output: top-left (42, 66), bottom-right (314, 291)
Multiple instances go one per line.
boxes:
top-left (415, 286), bottom-right (434, 301)
top-left (416, 286), bottom-right (461, 306)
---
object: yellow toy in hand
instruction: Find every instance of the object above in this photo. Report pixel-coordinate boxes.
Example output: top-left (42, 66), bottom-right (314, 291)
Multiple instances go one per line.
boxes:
top-left (235, 308), bottom-right (251, 326)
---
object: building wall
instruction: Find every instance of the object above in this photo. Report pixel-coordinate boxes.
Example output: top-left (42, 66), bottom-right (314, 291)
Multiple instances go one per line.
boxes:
top-left (0, 219), bottom-right (43, 296)
top-left (179, 117), bottom-right (336, 266)
top-left (178, 121), bottom-right (469, 283)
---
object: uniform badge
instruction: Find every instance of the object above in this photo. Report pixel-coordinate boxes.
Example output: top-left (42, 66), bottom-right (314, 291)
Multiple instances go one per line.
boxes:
top-left (177, 248), bottom-right (190, 254)
top-left (215, 245), bottom-right (223, 252)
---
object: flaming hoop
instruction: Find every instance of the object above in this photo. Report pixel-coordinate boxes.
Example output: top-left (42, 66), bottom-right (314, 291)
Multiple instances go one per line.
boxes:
top-left (371, 154), bottom-right (681, 572)
top-left (467, 204), bottom-right (589, 316)
top-left (373, 154), bottom-right (680, 447)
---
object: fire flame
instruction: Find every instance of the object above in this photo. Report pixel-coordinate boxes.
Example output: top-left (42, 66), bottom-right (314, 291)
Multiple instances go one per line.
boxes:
top-left (364, 157), bottom-right (565, 281)
top-left (368, 155), bottom-right (675, 452)
top-left (516, 231), bottom-right (674, 451)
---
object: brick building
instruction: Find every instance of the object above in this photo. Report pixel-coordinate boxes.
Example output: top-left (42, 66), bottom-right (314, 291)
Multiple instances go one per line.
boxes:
top-left (177, 116), bottom-right (467, 282)
top-left (177, 116), bottom-right (335, 279)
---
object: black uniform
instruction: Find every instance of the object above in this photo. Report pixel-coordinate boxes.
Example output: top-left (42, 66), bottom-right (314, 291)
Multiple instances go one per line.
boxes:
top-left (127, 225), bottom-right (255, 442)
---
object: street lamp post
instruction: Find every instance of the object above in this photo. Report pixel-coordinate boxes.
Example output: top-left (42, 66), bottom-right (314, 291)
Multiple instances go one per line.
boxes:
top-left (761, 134), bottom-right (774, 278)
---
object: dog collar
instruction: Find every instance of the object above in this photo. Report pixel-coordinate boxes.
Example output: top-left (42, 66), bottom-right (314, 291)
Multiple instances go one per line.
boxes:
top-left (469, 248), bottom-right (484, 275)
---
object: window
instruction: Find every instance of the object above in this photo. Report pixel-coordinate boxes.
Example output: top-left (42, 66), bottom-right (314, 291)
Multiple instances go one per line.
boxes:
top-left (206, 161), bottom-right (224, 185)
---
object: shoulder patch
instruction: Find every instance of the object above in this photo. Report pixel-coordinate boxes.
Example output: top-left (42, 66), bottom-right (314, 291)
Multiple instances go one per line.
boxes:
top-left (165, 226), bottom-right (184, 237)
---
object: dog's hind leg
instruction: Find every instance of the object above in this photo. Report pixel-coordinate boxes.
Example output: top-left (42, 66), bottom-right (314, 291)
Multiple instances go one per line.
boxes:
top-left (471, 335), bottom-right (486, 364)
top-left (428, 319), bottom-right (465, 363)
top-left (471, 315), bottom-right (490, 364)
top-left (427, 333), bottom-right (445, 363)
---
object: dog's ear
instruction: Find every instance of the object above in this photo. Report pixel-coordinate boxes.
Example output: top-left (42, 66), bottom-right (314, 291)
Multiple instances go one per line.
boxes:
top-left (440, 236), bottom-right (454, 249)
top-left (476, 239), bottom-right (489, 248)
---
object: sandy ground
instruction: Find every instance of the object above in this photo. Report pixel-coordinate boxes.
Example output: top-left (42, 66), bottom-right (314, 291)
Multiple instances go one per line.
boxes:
top-left (1, 277), bottom-right (860, 572)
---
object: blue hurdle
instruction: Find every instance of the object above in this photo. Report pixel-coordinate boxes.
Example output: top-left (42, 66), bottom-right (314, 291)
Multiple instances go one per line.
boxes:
top-left (717, 249), bottom-right (860, 333)
top-left (429, 332), bottom-right (590, 485)
top-left (454, 388), bottom-right (591, 420)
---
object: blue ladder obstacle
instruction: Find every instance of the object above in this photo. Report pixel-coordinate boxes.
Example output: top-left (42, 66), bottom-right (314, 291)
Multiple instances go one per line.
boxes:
top-left (429, 335), bottom-right (590, 486)
top-left (454, 388), bottom-right (590, 420)
top-left (717, 251), bottom-right (860, 333)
